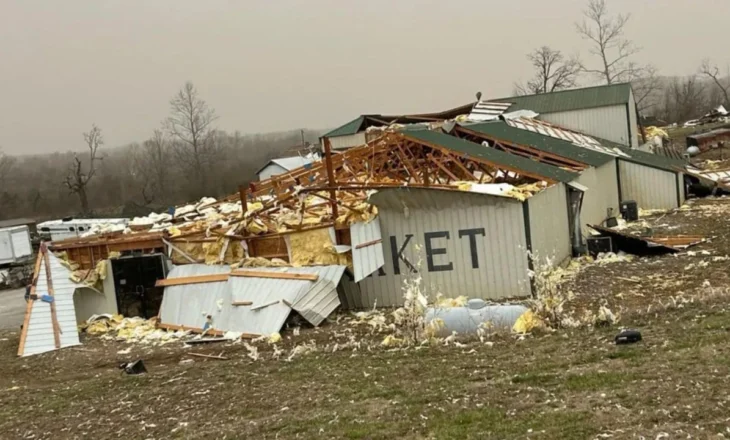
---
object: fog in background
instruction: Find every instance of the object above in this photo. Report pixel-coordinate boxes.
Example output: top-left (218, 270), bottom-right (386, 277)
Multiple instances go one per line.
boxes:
top-left (2, 0), bottom-right (729, 155)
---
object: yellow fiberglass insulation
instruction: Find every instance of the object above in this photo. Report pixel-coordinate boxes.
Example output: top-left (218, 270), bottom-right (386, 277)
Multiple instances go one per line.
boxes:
top-left (288, 228), bottom-right (351, 268)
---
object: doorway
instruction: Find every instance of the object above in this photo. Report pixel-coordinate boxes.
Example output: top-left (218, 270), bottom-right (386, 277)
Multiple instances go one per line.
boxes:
top-left (111, 254), bottom-right (167, 319)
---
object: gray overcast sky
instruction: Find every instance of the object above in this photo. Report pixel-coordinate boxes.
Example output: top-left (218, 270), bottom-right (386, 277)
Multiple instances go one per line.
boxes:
top-left (1, 0), bottom-right (728, 155)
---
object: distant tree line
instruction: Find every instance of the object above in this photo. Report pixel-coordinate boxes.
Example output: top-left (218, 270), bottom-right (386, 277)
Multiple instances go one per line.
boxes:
top-left (0, 82), bottom-right (324, 221)
top-left (515, 0), bottom-right (730, 124)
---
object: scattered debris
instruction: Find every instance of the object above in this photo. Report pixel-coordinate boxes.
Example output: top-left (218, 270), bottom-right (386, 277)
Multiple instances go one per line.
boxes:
top-left (189, 353), bottom-right (229, 361)
top-left (615, 329), bottom-right (642, 345)
top-left (119, 360), bottom-right (147, 375)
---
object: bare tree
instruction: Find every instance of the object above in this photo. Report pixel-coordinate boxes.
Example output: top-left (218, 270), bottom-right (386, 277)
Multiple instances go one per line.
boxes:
top-left (576, 0), bottom-right (641, 85)
top-left (132, 129), bottom-right (171, 205)
top-left (700, 59), bottom-right (730, 107)
top-left (64, 124), bottom-right (103, 215)
top-left (660, 76), bottom-right (707, 124)
top-left (630, 64), bottom-right (663, 114)
top-left (0, 148), bottom-right (14, 187)
top-left (515, 46), bottom-right (582, 95)
top-left (165, 82), bottom-right (219, 194)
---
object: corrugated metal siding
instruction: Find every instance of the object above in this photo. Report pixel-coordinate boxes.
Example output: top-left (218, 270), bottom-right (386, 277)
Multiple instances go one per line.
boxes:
top-left (257, 163), bottom-right (288, 181)
top-left (351, 219), bottom-right (385, 282)
top-left (160, 265), bottom-right (345, 335)
top-left (541, 104), bottom-right (632, 147)
top-left (528, 183), bottom-right (571, 263)
top-left (328, 132), bottom-right (367, 150)
top-left (22, 253), bottom-right (82, 356)
top-left (574, 161), bottom-right (620, 231)
top-left (618, 160), bottom-right (679, 210)
top-left (10, 227), bottom-right (32, 259)
top-left (678, 173), bottom-right (686, 205)
top-left (290, 266), bottom-right (346, 326)
top-left (346, 188), bottom-right (530, 309)
top-left (159, 265), bottom-right (231, 330)
top-left (628, 90), bottom-right (639, 148)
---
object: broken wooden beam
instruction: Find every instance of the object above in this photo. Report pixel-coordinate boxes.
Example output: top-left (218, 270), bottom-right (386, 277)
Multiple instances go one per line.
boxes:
top-left (155, 274), bottom-right (230, 287)
top-left (231, 301), bottom-right (253, 306)
top-left (355, 238), bottom-right (383, 250)
top-left (230, 270), bottom-right (318, 281)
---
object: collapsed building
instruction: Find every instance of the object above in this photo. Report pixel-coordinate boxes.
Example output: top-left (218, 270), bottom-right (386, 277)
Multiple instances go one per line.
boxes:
top-left (16, 83), bottom-right (701, 356)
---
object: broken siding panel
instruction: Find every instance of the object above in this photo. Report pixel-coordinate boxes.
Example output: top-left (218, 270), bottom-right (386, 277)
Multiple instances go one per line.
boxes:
top-left (618, 161), bottom-right (679, 210)
top-left (354, 189), bottom-right (529, 308)
top-left (350, 220), bottom-right (385, 282)
top-left (574, 161), bottom-right (620, 233)
top-left (292, 266), bottom-right (346, 326)
top-left (158, 265), bottom-right (231, 330)
top-left (528, 183), bottom-right (571, 264)
top-left (541, 104), bottom-right (631, 147)
top-left (22, 253), bottom-right (82, 356)
top-left (220, 266), bottom-right (345, 334)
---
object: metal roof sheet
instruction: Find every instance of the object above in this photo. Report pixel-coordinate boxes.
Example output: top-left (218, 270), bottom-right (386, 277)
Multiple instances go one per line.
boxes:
top-left (491, 83), bottom-right (633, 113)
top-left (467, 101), bottom-right (511, 122)
top-left (350, 219), bottom-right (385, 283)
top-left (402, 130), bottom-right (579, 183)
top-left (323, 116), bottom-right (366, 137)
top-left (466, 120), bottom-right (614, 168)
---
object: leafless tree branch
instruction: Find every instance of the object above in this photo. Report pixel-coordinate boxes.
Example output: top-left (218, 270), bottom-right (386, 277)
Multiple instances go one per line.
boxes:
top-left (64, 124), bottom-right (103, 214)
top-left (515, 46), bottom-right (582, 95)
top-left (700, 59), bottom-right (730, 107)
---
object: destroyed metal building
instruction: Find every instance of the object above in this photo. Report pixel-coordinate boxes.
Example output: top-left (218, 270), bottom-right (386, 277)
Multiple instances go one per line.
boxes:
top-left (17, 82), bottom-right (699, 356)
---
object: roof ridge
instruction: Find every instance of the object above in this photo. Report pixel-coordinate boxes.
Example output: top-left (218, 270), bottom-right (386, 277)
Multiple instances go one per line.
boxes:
top-left (493, 82), bottom-right (632, 102)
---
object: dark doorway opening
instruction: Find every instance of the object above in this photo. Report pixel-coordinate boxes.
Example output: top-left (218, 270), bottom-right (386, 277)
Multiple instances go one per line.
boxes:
top-left (111, 255), bottom-right (167, 318)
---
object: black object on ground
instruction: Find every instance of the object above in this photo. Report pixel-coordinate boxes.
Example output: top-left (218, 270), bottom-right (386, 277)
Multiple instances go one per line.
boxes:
top-left (615, 329), bottom-right (642, 345)
top-left (119, 360), bottom-right (147, 375)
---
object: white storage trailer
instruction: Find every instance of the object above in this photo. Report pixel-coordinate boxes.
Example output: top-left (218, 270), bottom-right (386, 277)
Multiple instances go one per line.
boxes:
top-left (0, 225), bottom-right (33, 266)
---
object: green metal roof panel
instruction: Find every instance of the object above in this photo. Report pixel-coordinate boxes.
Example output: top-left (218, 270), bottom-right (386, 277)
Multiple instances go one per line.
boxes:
top-left (591, 136), bottom-right (687, 172)
top-left (466, 121), bottom-right (613, 168)
top-left (492, 83), bottom-right (632, 114)
top-left (402, 130), bottom-right (579, 183)
top-left (323, 116), bottom-right (366, 138)
top-left (616, 146), bottom-right (686, 172)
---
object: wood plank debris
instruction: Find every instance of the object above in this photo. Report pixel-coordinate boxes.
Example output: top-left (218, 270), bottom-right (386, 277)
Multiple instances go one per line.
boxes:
top-left (155, 274), bottom-right (230, 287)
top-left (230, 270), bottom-right (318, 281)
top-left (189, 353), bottom-right (229, 361)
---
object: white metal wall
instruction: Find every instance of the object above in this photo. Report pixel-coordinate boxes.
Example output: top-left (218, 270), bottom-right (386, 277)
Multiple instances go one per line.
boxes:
top-left (21, 253), bottom-right (82, 356)
top-left (574, 161), bottom-right (620, 231)
top-left (257, 163), bottom-right (288, 181)
top-left (618, 161), bottom-right (679, 210)
top-left (541, 104), bottom-right (632, 147)
top-left (527, 183), bottom-right (571, 264)
top-left (347, 189), bottom-right (530, 308)
top-left (327, 132), bottom-right (366, 150)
